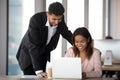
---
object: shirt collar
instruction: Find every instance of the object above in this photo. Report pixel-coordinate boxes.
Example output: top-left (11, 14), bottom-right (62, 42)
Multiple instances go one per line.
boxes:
top-left (45, 18), bottom-right (58, 29)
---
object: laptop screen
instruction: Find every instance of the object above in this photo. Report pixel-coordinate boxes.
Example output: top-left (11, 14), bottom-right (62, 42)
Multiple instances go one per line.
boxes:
top-left (51, 57), bottom-right (82, 79)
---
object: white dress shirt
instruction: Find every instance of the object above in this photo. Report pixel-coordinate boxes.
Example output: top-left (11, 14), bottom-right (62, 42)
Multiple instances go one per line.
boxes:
top-left (35, 19), bottom-right (57, 75)
top-left (46, 20), bottom-right (57, 44)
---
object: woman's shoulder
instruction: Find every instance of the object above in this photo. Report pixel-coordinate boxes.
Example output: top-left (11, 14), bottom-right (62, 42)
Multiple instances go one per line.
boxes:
top-left (93, 48), bottom-right (101, 55)
top-left (66, 47), bottom-right (74, 53)
top-left (68, 47), bottom-right (73, 50)
top-left (65, 47), bottom-right (74, 57)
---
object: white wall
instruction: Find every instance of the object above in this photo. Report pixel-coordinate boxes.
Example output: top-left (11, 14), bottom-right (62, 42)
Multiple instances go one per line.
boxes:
top-left (0, 0), bottom-right (7, 75)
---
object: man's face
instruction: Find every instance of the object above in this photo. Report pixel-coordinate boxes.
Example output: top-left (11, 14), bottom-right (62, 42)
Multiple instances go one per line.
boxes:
top-left (47, 13), bottom-right (63, 26)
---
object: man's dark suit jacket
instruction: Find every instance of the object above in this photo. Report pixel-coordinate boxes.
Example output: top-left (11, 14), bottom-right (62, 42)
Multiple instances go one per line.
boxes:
top-left (16, 12), bottom-right (72, 72)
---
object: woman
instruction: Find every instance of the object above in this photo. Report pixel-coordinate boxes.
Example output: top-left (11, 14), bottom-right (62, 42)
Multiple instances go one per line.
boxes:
top-left (65, 27), bottom-right (102, 78)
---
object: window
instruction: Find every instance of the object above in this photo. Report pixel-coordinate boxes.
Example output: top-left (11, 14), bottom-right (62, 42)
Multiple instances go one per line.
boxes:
top-left (67, 0), bottom-right (103, 49)
top-left (67, 0), bottom-right (84, 48)
top-left (89, 0), bottom-right (103, 39)
top-left (8, 0), bottom-right (35, 75)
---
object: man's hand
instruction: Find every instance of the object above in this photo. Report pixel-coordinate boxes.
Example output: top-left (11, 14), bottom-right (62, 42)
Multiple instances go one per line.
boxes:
top-left (37, 72), bottom-right (47, 77)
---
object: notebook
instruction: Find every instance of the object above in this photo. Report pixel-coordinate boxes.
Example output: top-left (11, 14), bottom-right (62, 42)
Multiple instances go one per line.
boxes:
top-left (51, 57), bottom-right (82, 79)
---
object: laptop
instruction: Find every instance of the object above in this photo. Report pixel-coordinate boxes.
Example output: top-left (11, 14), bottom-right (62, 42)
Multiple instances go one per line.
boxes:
top-left (51, 57), bottom-right (82, 79)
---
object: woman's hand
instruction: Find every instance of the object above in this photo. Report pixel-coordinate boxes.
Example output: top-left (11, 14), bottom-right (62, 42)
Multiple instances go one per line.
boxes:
top-left (82, 72), bottom-right (86, 79)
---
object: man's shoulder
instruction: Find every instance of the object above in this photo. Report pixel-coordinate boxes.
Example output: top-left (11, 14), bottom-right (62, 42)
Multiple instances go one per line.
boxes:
top-left (30, 12), bottom-right (47, 24)
top-left (35, 12), bottom-right (46, 15)
top-left (33, 12), bottom-right (46, 17)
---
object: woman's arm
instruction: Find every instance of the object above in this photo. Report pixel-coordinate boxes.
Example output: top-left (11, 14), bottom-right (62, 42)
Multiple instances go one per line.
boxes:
top-left (86, 49), bottom-right (102, 77)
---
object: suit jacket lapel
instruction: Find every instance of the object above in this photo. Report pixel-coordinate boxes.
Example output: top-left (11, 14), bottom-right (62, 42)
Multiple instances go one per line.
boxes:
top-left (42, 26), bottom-right (48, 45)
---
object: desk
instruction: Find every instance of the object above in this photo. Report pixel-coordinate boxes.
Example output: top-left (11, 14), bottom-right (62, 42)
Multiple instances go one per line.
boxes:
top-left (102, 65), bottom-right (120, 71)
top-left (112, 60), bottom-right (120, 65)
top-left (102, 59), bottom-right (120, 71)
top-left (0, 76), bottom-right (116, 80)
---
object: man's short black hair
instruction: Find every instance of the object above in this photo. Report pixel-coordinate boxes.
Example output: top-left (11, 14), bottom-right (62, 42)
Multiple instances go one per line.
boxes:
top-left (48, 2), bottom-right (65, 16)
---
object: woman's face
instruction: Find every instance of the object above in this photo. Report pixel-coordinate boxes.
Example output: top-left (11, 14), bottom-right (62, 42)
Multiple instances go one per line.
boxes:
top-left (74, 35), bottom-right (88, 52)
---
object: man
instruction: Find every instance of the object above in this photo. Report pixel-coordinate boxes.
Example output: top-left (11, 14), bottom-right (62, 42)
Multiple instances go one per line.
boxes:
top-left (16, 2), bottom-right (72, 77)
